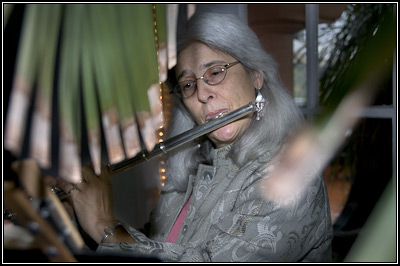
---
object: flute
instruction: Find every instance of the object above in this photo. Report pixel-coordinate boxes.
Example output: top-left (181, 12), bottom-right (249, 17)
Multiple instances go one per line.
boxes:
top-left (51, 102), bottom-right (256, 200)
top-left (109, 102), bottom-right (256, 174)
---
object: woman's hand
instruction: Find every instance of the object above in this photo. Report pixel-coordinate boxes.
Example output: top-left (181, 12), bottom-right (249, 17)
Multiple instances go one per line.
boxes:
top-left (56, 163), bottom-right (117, 244)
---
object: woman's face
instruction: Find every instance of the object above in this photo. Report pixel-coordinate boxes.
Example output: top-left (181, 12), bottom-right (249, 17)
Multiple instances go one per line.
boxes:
top-left (176, 42), bottom-right (263, 148)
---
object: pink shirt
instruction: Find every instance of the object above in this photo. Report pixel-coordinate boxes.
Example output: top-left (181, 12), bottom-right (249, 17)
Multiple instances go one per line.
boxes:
top-left (165, 196), bottom-right (192, 243)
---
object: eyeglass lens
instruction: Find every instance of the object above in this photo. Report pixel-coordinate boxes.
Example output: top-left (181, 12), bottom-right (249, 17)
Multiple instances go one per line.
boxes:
top-left (176, 62), bottom-right (238, 99)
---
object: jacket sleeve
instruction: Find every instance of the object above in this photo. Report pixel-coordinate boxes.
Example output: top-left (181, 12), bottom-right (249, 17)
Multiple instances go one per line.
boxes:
top-left (96, 224), bottom-right (211, 262)
top-left (96, 189), bottom-right (211, 262)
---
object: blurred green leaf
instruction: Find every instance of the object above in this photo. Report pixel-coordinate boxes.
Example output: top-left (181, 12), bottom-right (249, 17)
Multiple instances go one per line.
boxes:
top-left (4, 4), bottom-right (14, 28)
top-left (59, 4), bottom-right (84, 143)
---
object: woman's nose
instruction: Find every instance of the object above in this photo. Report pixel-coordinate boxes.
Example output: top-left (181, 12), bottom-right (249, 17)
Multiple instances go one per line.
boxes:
top-left (196, 82), bottom-right (216, 103)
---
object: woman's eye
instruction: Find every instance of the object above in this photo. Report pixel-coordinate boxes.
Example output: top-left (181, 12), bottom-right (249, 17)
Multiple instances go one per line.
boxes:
top-left (182, 81), bottom-right (194, 90)
top-left (210, 69), bottom-right (223, 76)
top-left (205, 67), bottom-right (224, 81)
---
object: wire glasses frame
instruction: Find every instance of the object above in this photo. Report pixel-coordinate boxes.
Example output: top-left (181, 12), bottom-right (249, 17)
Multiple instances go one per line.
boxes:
top-left (172, 61), bottom-right (240, 99)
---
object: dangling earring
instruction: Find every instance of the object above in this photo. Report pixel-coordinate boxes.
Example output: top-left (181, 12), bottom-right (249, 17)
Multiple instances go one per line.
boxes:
top-left (255, 89), bottom-right (265, 121)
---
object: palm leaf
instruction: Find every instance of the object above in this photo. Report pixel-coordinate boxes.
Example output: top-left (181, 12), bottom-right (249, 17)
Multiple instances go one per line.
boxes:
top-left (81, 8), bottom-right (102, 175)
top-left (58, 4), bottom-right (84, 183)
top-left (30, 4), bottom-right (62, 168)
top-left (5, 4), bottom-right (42, 156)
top-left (4, 3), bottom-right (177, 179)
top-left (88, 5), bottom-right (126, 164)
top-left (4, 3), bottom-right (14, 27)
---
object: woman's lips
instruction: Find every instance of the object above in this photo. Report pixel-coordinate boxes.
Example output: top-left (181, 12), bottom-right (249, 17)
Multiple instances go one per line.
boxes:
top-left (205, 109), bottom-right (229, 123)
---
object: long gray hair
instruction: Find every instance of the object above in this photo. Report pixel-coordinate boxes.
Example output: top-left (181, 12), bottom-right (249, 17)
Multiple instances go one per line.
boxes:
top-left (163, 12), bottom-right (303, 192)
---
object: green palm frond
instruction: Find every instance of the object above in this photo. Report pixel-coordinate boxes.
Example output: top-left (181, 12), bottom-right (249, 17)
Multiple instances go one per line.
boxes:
top-left (30, 4), bottom-right (62, 168)
top-left (4, 4), bottom-right (171, 181)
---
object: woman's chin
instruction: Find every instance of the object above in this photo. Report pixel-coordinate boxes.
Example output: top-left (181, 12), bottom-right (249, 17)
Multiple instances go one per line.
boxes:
top-left (209, 125), bottom-right (237, 148)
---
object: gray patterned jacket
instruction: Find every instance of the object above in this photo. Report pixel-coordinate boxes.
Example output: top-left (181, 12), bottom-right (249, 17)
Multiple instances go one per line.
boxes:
top-left (97, 146), bottom-right (333, 262)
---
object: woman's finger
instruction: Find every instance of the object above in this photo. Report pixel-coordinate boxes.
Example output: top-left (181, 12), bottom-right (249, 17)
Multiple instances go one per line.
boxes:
top-left (82, 164), bottom-right (96, 183)
top-left (56, 177), bottom-right (79, 196)
top-left (81, 163), bottom-right (111, 183)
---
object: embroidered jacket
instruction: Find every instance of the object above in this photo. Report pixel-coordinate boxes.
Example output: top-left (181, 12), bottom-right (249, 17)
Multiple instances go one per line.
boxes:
top-left (97, 146), bottom-right (333, 262)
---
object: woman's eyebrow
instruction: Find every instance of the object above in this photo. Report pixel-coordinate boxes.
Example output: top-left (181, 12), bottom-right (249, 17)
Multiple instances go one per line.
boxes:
top-left (200, 60), bottom-right (226, 69)
top-left (177, 60), bottom-right (227, 80)
top-left (177, 70), bottom-right (190, 81)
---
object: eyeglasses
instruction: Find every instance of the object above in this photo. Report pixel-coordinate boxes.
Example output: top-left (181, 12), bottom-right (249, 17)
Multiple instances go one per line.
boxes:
top-left (173, 61), bottom-right (240, 99)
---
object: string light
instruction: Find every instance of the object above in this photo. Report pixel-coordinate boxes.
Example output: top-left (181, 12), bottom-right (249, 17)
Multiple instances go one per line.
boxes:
top-left (153, 4), bottom-right (166, 188)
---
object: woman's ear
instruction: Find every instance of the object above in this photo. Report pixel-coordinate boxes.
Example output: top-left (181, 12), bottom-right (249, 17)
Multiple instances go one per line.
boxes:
top-left (252, 70), bottom-right (264, 89)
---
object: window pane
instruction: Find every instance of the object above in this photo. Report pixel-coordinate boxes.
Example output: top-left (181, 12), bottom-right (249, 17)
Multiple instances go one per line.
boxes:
top-left (293, 5), bottom-right (348, 108)
top-left (293, 4), bottom-right (394, 108)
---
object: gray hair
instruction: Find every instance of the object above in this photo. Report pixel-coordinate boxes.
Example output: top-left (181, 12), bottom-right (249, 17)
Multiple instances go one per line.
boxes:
top-left (163, 12), bottom-right (303, 192)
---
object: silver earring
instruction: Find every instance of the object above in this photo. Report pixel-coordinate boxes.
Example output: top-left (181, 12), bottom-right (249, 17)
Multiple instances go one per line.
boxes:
top-left (255, 89), bottom-right (265, 121)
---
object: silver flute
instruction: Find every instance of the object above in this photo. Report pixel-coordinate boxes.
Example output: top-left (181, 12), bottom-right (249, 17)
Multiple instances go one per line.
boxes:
top-left (108, 102), bottom-right (256, 174)
top-left (51, 102), bottom-right (256, 199)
